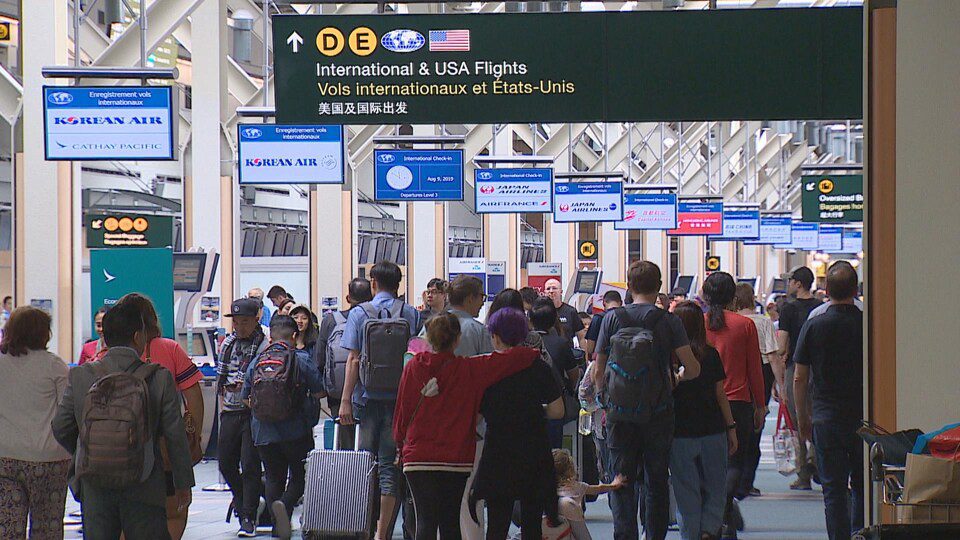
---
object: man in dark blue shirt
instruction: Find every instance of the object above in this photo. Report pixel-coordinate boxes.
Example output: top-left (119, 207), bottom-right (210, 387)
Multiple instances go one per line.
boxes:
top-left (793, 262), bottom-right (863, 540)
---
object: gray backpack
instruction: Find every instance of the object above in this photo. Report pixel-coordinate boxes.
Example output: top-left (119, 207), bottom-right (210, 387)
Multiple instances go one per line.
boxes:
top-left (358, 301), bottom-right (411, 395)
top-left (324, 311), bottom-right (351, 400)
top-left (603, 307), bottom-right (672, 424)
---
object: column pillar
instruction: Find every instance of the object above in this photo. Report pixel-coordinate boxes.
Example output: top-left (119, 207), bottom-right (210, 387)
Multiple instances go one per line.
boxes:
top-left (20, 0), bottom-right (70, 355)
top-left (405, 125), bottom-right (442, 300)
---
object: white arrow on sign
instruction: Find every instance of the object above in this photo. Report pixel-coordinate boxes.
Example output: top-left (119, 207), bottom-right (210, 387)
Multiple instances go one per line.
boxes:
top-left (103, 269), bottom-right (116, 283)
top-left (287, 31), bottom-right (303, 53)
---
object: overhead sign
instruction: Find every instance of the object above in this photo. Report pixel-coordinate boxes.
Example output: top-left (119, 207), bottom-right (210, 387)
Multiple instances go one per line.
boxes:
top-left (238, 124), bottom-right (344, 185)
top-left (86, 214), bottom-right (174, 249)
top-left (90, 248), bottom-right (175, 338)
top-left (553, 182), bottom-right (623, 223)
top-left (615, 194), bottom-right (678, 230)
top-left (448, 257), bottom-right (486, 283)
top-left (43, 86), bottom-right (176, 161)
top-left (775, 221), bottom-right (819, 251)
top-left (272, 9), bottom-right (862, 125)
top-left (578, 240), bottom-right (598, 261)
top-left (818, 226), bottom-right (844, 253)
top-left (842, 229), bottom-right (863, 253)
top-left (374, 149), bottom-right (463, 201)
top-left (712, 208), bottom-right (760, 240)
top-left (745, 215), bottom-right (793, 245)
top-left (527, 262), bottom-right (562, 293)
top-left (801, 174), bottom-right (863, 223)
top-left (474, 168), bottom-right (553, 214)
top-left (486, 261), bottom-right (506, 301)
top-left (669, 201), bottom-right (724, 236)
top-left (705, 256), bottom-right (722, 273)
top-left (0, 22), bottom-right (11, 43)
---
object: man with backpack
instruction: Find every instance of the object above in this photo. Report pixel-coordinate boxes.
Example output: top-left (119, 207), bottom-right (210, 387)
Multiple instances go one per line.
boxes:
top-left (217, 297), bottom-right (271, 537)
top-left (242, 315), bottom-right (324, 539)
top-left (315, 277), bottom-right (372, 449)
top-left (593, 260), bottom-right (701, 540)
top-left (52, 296), bottom-right (195, 539)
top-left (339, 261), bottom-right (420, 540)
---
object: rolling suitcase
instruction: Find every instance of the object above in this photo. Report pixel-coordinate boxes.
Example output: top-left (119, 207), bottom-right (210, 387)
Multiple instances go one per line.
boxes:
top-left (302, 422), bottom-right (376, 539)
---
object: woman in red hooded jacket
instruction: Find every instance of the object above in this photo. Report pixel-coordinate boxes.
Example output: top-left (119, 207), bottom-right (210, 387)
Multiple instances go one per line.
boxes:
top-left (394, 310), bottom-right (546, 540)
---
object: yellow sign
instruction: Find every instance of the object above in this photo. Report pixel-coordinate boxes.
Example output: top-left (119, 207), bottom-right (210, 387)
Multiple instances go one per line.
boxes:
top-left (578, 240), bottom-right (598, 261)
top-left (705, 256), bottom-right (721, 272)
top-left (818, 178), bottom-right (835, 194)
top-left (0, 22), bottom-right (10, 43)
top-left (348, 27), bottom-right (377, 56)
top-left (316, 27), bottom-right (345, 57)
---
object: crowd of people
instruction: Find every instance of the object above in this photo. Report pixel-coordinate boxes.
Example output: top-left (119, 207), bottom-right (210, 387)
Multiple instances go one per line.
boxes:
top-left (0, 256), bottom-right (864, 540)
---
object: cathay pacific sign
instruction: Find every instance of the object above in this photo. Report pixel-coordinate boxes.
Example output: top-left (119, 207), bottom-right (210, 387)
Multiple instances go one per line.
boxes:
top-left (238, 124), bottom-right (344, 185)
top-left (43, 86), bottom-right (176, 161)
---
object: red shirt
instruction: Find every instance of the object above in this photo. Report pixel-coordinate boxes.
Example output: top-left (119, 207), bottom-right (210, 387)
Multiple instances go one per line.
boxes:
top-left (705, 311), bottom-right (764, 406)
top-left (143, 337), bottom-right (203, 391)
top-left (78, 339), bottom-right (102, 365)
top-left (393, 347), bottom-right (538, 472)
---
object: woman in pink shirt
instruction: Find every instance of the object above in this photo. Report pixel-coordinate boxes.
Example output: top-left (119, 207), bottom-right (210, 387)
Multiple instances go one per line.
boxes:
top-left (77, 306), bottom-right (108, 365)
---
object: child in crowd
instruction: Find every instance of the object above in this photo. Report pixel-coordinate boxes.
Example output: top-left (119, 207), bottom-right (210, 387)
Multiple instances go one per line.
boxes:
top-left (553, 449), bottom-right (625, 540)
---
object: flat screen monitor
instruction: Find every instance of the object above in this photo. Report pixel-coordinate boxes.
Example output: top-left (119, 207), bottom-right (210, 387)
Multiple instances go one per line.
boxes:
top-left (173, 253), bottom-right (206, 292)
top-left (770, 277), bottom-right (788, 295)
top-left (176, 330), bottom-right (208, 357)
top-left (573, 270), bottom-right (601, 295)
top-left (672, 275), bottom-right (695, 297)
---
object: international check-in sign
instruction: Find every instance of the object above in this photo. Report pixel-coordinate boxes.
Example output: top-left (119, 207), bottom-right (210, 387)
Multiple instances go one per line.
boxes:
top-left (745, 215), bottom-right (793, 245)
top-left (43, 86), bottom-right (176, 161)
top-left (474, 168), bottom-right (553, 214)
top-left (271, 9), bottom-right (862, 125)
top-left (818, 226), bottom-right (844, 253)
top-left (553, 182), bottom-right (623, 223)
top-left (669, 202), bottom-right (723, 236)
top-left (238, 124), bottom-right (344, 184)
top-left (616, 194), bottom-right (678, 230)
top-left (776, 221), bottom-right (819, 250)
top-left (842, 229), bottom-right (863, 253)
top-left (374, 149), bottom-right (463, 201)
top-left (712, 208), bottom-right (760, 241)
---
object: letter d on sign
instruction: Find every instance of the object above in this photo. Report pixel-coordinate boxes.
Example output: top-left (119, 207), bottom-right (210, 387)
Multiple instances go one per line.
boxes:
top-left (317, 27), bottom-right (345, 57)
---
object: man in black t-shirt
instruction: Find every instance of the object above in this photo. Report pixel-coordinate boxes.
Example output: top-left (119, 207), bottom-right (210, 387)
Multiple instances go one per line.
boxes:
top-left (776, 266), bottom-right (823, 491)
top-left (544, 278), bottom-right (586, 342)
top-left (583, 290), bottom-right (623, 360)
top-left (793, 263), bottom-right (864, 540)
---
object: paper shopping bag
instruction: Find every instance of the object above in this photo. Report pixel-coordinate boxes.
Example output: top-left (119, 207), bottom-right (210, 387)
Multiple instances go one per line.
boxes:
top-left (902, 453), bottom-right (960, 504)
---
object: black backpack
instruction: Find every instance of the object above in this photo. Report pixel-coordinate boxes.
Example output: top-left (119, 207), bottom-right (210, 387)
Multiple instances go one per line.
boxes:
top-left (249, 343), bottom-right (301, 423)
top-left (603, 307), bottom-right (672, 424)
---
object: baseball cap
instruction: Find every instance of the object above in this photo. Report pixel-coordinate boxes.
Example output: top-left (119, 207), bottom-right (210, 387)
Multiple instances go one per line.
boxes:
top-left (224, 297), bottom-right (261, 318)
top-left (783, 266), bottom-right (815, 289)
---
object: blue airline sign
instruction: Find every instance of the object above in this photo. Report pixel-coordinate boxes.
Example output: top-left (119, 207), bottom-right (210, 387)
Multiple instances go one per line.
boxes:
top-left (553, 182), bottom-right (624, 223)
top-left (374, 150), bottom-right (464, 201)
top-left (238, 124), bottom-right (344, 184)
top-left (616, 194), bottom-right (678, 230)
top-left (474, 168), bottom-right (553, 214)
top-left (745, 215), bottom-right (793, 245)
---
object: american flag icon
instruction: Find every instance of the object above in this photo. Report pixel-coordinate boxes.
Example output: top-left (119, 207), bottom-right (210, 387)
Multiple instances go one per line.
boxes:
top-left (429, 30), bottom-right (470, 51)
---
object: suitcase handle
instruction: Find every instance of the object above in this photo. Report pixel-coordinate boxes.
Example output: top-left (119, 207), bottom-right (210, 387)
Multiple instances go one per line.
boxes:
top-left (333, 419), bottom-right (361, 451)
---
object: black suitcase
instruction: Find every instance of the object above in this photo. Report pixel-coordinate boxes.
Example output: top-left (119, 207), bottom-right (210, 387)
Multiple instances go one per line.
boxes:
top-left (855, 524), bottom-right (960, 539)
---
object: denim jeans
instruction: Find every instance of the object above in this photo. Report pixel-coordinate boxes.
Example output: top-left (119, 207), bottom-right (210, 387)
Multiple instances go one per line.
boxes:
top-left (357, 399), bottom-right (398, 497)
top-left (813, 420), bottom-right (864, 540)
top-left (670, 433), bottom-right (728, 540)
top-left (607, 413), bottom-right (674, 540)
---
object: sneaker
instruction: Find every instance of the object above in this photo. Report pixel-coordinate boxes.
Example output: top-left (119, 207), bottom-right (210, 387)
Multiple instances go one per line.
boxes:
top-left (237, 517), bottom-right (256, 538)
top-left (271, 500), bottom-right (291, 539)
top-left (748, 487), bottom-right (762, 497)
top-left (790, 478), bottom-right (813, 491)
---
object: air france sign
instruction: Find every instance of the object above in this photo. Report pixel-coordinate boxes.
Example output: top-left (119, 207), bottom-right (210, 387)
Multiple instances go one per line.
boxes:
top-left (474, 168), bottom-right (552, 214)
top-left (553, 182), bottom-right (623, 223)
top-left (44, 86), bottom-right (176, 161)
top-left (616, 194), bottom-right (678, 230)
top-left (238, 124), bottom-right (344, 184)
top-left (374, 149), bottom-right (464, 201)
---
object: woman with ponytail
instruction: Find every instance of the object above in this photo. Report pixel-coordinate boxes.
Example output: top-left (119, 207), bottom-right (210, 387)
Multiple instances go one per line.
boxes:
top-left (701, 272), bottom-right (766, 539)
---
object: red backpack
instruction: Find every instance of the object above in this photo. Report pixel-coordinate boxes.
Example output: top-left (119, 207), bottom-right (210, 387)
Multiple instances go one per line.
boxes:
top-left (249, 342), bottom-right (301, 422)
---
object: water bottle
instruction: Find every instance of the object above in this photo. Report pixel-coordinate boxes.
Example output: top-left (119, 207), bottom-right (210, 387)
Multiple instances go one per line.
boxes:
top-left (186, 324), bottom-right (194, 357)
top-left (578, 408), bottom-right (593, 436)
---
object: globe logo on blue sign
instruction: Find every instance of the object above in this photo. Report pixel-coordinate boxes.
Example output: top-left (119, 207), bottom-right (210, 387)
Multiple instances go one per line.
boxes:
top-left (48, 92), bottom-right (73, 105)
top-left (242, 128), bottom-right (262, 140)
top-left (609, 203), bottom-right (618, 211)
top-left (381, 30), bottom-right (425, 53)
top-left (556, 185), bottom-right (569, 193)
top-left (477, 171), bottom-right (493, 180)
top-left (377, 154), bottom-right (396, 164)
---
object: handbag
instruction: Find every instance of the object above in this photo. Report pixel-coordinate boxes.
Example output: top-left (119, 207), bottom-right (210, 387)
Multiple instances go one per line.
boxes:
top-left (927, 425), bottom-right (960, 462)
top-left (857, 421), bottom-right (924, 466)
top-left (772, 405), bottom-right (801, 476)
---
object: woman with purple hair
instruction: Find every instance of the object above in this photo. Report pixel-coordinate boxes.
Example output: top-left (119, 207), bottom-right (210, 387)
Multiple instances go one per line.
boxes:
top-left (472, 308), bottom-right (566, 540)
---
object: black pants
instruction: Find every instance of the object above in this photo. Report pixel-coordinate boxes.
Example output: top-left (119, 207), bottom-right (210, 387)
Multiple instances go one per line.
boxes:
top-left (725, 402), bottom-right (755, 525)
top-left (218, 410), bottom-right (262, 520)
top-left (259, 436), bottom-right (314, 519)
top-left (739, 363), bottom-right (775, 496)
top-left (80, 483), bottom-right (170, 540)
top-left (486, 496), bottom-right (543, 540)
top-left (607, 415), bottom-right (674, 540)
top-left (405, 471), bottom-right (467, 540)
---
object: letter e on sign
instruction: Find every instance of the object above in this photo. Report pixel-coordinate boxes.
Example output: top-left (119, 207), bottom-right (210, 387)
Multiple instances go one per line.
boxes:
top-left (349, 27), bottom-right (377, 56)
top-left (317, 27), bottom-right (345, 57)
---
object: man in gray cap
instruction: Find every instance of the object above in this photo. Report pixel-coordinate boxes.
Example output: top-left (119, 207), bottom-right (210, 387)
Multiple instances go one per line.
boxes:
top-left (217, 297), bottom-right (271, 537)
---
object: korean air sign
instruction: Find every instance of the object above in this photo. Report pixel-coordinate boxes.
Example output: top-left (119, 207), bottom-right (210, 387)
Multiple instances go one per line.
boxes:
top-left (238, 124), bottom-right (344, 185)
top-left (43, 86), bottom-right (176, 161)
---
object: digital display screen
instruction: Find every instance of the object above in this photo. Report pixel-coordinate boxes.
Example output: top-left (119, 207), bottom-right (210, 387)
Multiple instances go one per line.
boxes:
top-left (673, 276), bottom-right (695, 296)
top-left (176, 331), bottom-right (208, 357)
top-left (172, 253), bottom-right (206, 291)
top-left (574, 271), bottom-right (600, 294)
top-left (770, 278), bottom-right (788, 294)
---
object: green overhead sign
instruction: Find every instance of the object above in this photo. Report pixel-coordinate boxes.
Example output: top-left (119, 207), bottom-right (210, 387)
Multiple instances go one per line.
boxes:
top-left (85, 213), bottom-right (174, 249)
top-left (801, 174), bottom-right (863, 223)
top-left (90, 248), bottom-right (175, 338)
top-left (272, 8), bottom-right (862, 125)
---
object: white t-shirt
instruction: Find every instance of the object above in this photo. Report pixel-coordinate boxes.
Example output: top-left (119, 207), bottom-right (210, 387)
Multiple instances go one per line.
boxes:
top-left (0, 349), bottom-right (71, 462)
top-left (808, 298), bottom-right (863, 320)
top-left (742, 312), bottom-right (779, 365)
